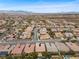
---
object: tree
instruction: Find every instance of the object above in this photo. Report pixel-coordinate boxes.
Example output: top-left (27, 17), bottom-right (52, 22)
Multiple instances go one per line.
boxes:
top-left (24, 52), bottom-right (38, 59)
top-left (6, 55), bottom-right (13, 59)
top-left (42, 52), bottom-right (51, 59)
top-left (30, 52), bottom-right (38, 59)
top-left (20, 53), bottom-right (25, 59)
top-left (13, 56), bottom-right (20, 59)
top-left (24, 55), bottom-right (33, 59)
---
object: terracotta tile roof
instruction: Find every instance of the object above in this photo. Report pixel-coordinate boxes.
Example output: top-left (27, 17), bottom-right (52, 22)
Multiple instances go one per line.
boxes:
top-left (11, 44), bottom-right (25, 55)
top-left (24, 44), bottom-right (35, 53)
top-left (35, 43), bottom-right (45, 52)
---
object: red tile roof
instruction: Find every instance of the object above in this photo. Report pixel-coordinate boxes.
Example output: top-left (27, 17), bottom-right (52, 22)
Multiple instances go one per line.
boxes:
top-left (24, 44), bottom-right (35, 53)
top-left (11, 44), bottom-right (25, 55)
top-left (35, 43), bottom-right (45, 52)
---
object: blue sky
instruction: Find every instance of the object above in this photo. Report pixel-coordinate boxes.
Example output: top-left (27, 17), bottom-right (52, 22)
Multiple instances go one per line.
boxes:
top-left (0, 0), bottom-right (79, 13)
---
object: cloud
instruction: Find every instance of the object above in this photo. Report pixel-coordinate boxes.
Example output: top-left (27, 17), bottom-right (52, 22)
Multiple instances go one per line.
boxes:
top-left (0, 0), bottom-right (79, 13)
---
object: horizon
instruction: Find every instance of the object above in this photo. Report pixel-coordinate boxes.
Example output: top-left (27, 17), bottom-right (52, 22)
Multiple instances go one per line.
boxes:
top-left (0, 0), bottom-right (79, 13)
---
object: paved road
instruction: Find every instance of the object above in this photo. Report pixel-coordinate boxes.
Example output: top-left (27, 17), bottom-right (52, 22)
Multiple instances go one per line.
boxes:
top-left (0, 39), bottom-right (78, 45)
top-left (32, 28), bottom-right (39, 41)
top-left (0, 40), bottom-right (55, 45)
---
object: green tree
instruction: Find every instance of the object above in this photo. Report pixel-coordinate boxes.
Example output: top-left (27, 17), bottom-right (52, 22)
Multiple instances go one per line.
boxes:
top-left (24, 53), bottom-right (37, 59)
top-left (20, 53), bottom-right (25, 59)
top-left (24, 55), bottom-right (33, 59)
top-left (30, 52), bottom-right (38, 59)
top-left (42, 52), bottom-right (51, 59)
top-left (6, 56), bottom-right (13, 59)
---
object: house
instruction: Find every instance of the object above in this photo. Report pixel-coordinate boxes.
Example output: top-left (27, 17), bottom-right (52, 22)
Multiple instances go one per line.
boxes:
top-left (70, 56), bottom-right (79, 59)
top-left (0, 28), bottom-right (6, 33)
top-left (55, 32), bottom-right (64, 38)
top-left (73, 28), bottom-right (79, 32)
top-left (57, 28), bottom-right (63, 32)
top-left (35, 43), bottom-right (45, 52)
top-left (0, 20), bottom-right (6, 26)
top-left (24, 44), bottom-right (35, 53)
top-left (55, 42), bottom-right (70, 53)
top-left (66, 42), bottom-right (79, 52)
top-left (40, 28), bottom-right (47, 35)
top-left (51, 28), bottom-right (57, 32)
top-left (25, 26), bottom-right (34, 32)
top-left (45, 43), bottom-right (58, 53)
top-left (0, 45), bottom-right (15, 56)
top-left (64, 32), bottom-right (73, 38)
top-left (20, 26), bottom-right (33, 39)
top-left (73, 32), bottom-right (79, 37)
top-left (0, 45), bottom-right (9, 56)
top-left (11, 44), bottom-right (25, 55)
top-left (40, 33), bottom-right (50, 40)
top-left (20, 32), bottom-right (31, 39)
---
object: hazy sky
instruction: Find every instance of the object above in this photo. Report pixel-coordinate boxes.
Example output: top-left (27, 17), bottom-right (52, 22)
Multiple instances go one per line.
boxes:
top-left (0, 0), bottom-right (79, 13)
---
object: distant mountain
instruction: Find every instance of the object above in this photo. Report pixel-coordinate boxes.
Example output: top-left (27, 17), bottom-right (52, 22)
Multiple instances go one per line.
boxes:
top-left (0, 10), bottom-right (79, 15)
top-left (0, 10), bottom-right (33, 15)
top-left (57, 12), bottom-right (79, 14)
